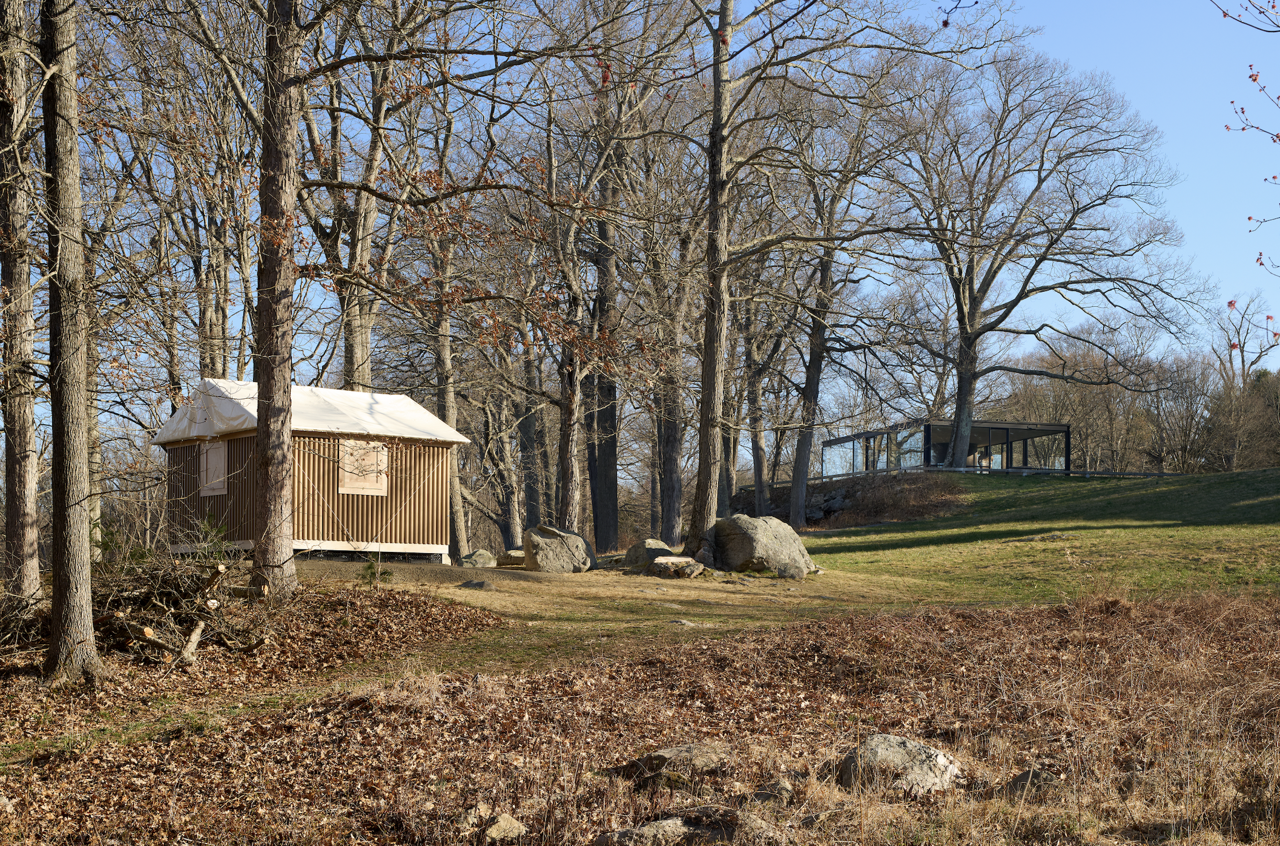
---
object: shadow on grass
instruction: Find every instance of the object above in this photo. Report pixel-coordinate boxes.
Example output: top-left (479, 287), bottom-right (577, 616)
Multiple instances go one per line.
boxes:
top-left (812, 522), bottom-right (1183, 556)
top-left (959, 470), bottom-right (1280, 527)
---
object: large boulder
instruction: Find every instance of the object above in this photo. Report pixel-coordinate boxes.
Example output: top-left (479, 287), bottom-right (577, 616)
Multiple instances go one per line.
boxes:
top-left (713, 515), bottom-right (815, 579)
top-left (458, 549), bottom-right (497, 568)
top-left (523, 524), bottom-right (596, 574)
top-left (838, 733), bottom-right (963, 797)
top-left (625, 539), bottom-right (674, 571)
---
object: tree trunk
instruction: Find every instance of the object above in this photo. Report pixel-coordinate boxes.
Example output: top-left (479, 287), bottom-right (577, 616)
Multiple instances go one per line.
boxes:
top-left (657, 374), bottom-right (683, 547)
top-left (0, 0), bottom-right (38, 604)
top-left (251, 0), bottom-right (301, 598)
top-left (87, 312), bottom-right (101, 565)
top-left (435, 281), bottom-right (470, 562)
top-left (948, 335), bottom-right (980, 469)
top-left (42, 0), bottom-right (102, 680)
top-left (683, 1), bottom-right (733, 557)
top-left (555, 353), bottom-right (583, 533)
top-left (518, 404), bottom-right (542, 531)
top-left (649, 430), bottom-right (660, 537)
top-left (789, 264), bottom-right (833, 527)
top-left (589, 167), bottom-right (621, 552)
top-left (718, 425), bottom-right (733, 518)
top-left (746, 374), bottom-right (769, 518)
top-left (592, 374), bottom-right (619, 550)
top-left (585, 373), bottom-right (599, 540)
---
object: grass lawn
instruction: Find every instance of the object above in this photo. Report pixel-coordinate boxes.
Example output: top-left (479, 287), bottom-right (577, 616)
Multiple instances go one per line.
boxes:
top-left (405, 469), bottom-right (1279, 675)
top-left (806, 468), bottom-right (1280, 604)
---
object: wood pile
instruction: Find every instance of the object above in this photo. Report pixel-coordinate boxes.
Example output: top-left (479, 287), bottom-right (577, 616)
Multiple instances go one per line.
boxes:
top-left (89, 557), bottom-right (270, 666)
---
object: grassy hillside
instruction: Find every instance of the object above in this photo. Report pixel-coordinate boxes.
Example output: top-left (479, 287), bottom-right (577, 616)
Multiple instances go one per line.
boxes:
top-left (806, 468), bottom-right (1280, 604)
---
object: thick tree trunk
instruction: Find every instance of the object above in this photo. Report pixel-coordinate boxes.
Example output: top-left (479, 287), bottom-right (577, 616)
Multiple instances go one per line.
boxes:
top-left (42, 0), bottom-right (102, 680)
top-left (585, 373), bottom-right (599, 539)
top-left (555, 354), bottom-right (583, 533)
top-left (251, 0), bottom-right (301, 598)
top-left (948, 336), bottom-right (980, 469)
top-left (588, 168), bottom-right (621, 552)
top-left (649, 430), bottom-right (660, 537)
top-left (591, 375), bottom-right (618, 550)
top-left (718, 425), bottom-right (733, 518)
top-left (684, 1), bottom-right (733, 557)
top-left (789, 269), bottom-right (832, 528)
top-left (341, 288), bottom-right (376, 391)
top-left (0, 0), bottom-right (38, 604)
top-left (656, 375), bottom-right (683, 547)
top-left (518, 406), bottom-right (542, 531)
top-left (746, 376), bottom-right (769, 518)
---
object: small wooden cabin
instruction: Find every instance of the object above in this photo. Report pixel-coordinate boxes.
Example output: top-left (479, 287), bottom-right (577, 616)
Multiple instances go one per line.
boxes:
top-left (152, 379), bottom-right (468, 557)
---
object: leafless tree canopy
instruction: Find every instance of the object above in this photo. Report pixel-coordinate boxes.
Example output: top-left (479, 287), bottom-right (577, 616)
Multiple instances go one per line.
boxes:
top-left (0, 0), bottom-right (1252, 668)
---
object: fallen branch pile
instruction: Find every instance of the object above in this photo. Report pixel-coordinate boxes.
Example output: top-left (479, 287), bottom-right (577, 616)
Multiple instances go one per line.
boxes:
top-left (89, 555), bottom-right (269, 666)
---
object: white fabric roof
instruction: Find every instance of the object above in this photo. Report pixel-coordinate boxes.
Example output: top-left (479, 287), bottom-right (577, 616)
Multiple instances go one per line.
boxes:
top-left (151, 379), bottom-right (469, 446)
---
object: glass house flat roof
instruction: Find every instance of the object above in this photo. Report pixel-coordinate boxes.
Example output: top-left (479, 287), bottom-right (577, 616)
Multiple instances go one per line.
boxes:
top-left (822, 419), bottom-right (1069, 448)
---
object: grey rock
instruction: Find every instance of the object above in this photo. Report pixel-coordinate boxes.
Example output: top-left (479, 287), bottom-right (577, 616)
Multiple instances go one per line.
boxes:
top-left (994, 768), bottom-right (1061, 800)
top-left (713, 514), bottom-right (815, 579)
top-left (751, 778), bottom-right (794, 804)
top-left (612, 742), bottom-right (731, 779)
top-left (485, 813), bottom-right (527, 842)
top-left (838, 733), bottom-right (962, 797)
top-left (591, 807), bottom-right (782, 846)
top-left (523, 524), bottom-right (596, 574)
top-left (646, 556), bottom-right (704, 579)
top-left (459, 803), bottom-right (493, 830)
top-left (625, 539), bottom-right (674, 571)
top-left (459, 579), bottom-right (496, 591)
top-left (591, 817), bottom-right (707, 846)
top-left (805, 507), bottom-right (825, 522)
top-left (459, 549), bottom-right (498, 568)
top-left (496, 549), bottom-right (525, 567)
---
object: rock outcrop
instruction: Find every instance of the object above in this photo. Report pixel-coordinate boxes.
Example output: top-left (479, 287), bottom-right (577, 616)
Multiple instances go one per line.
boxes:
top-left (837, 733), bottom-right (963, 797)
top-left (458, 549), bottom-right (497, 568)
top-left (624, 539), bottom-right (674, 571)
top-left (523, 524), bottom-right (596, 574)
top-left (713, 515), bottom-right (815, 579)
top-left (591, 807), bottom-right (782, 846)
top-left (646, 556), bottom-right (703, 579)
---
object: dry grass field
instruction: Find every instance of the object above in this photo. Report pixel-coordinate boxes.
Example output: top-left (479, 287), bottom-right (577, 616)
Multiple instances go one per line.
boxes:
top-left (2, 469), bottom-right (1278, 844)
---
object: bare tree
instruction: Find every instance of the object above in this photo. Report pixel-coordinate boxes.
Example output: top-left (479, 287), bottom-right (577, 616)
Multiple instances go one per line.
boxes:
top-left (887, 48), bottom-right (1195, 469)
top-left (250, 0), bottom-right (305, 597)
top-left (43, 0), bottom-right (104, 681)
top-left (0, 0), bottom-right (38, 605)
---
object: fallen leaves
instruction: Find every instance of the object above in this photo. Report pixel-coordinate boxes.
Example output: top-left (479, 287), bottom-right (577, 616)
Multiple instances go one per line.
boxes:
top-left (3, 592), bottom-right (1280, 844)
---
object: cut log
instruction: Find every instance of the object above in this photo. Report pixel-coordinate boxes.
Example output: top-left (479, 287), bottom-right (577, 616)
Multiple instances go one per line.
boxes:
top-left (228, 584), bottom-right (269, 599)
top-left (93, 610), bottom-right (126, 628)
top-left (200, 566), bottom-right (228, 596)
top-left (178, 621), bottom-right (205, 664)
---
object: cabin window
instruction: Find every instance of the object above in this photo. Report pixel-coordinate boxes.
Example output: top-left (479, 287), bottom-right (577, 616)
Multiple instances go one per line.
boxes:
top-left (199, 440), bottom-right (228, 496)
top-left (339, 439), bottom-right (388, 496)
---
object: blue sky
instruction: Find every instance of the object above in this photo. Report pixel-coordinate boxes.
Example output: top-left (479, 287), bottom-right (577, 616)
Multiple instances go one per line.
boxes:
top-left (1012, 2), bottom-right (1280, 348)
